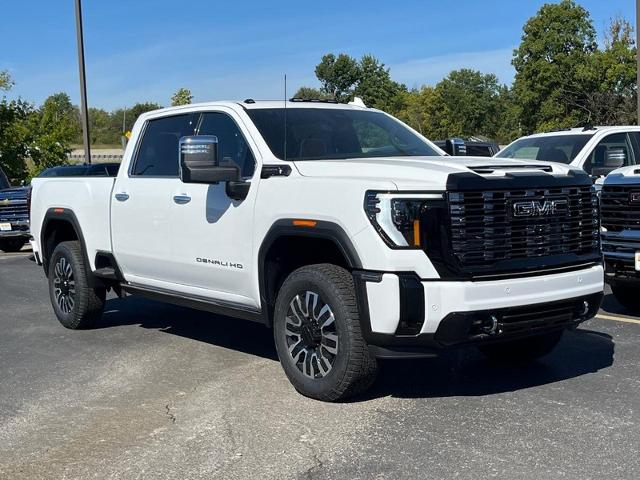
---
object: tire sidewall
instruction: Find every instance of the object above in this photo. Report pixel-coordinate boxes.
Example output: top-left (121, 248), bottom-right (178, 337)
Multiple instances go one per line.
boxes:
top-left (48, 242), bottom-right (86, 328)
top-left (274, 269), bottom-right (355, 399)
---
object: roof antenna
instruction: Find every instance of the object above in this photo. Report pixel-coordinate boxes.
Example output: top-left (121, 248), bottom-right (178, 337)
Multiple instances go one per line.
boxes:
top-left (284, 74), bottom-right (288, 161)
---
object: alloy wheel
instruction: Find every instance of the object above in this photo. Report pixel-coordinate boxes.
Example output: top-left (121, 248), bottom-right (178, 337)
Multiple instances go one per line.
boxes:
top-left (53, 256), bottom-right (75, 314)
top-left (284, 290), bottom-right (338, 379)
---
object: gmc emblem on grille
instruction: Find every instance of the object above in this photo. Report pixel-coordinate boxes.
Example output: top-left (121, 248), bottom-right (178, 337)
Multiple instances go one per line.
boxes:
top-left (630, 192), bottom-right (640, 204)
top-left (512, 199), bottom-right (568, 217)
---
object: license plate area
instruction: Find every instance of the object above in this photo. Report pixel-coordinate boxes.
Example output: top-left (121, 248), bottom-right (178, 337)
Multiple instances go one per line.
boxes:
top-left (0, 223), bottom-right (11, 231)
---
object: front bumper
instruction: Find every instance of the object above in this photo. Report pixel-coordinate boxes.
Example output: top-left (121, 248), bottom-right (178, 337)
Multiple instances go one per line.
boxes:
top-left (0, 219), bottom-right (30, 239)
top-left (354, 265), bottom-right (604, 357)
top-left (602, 230), bottom-right (640, 284)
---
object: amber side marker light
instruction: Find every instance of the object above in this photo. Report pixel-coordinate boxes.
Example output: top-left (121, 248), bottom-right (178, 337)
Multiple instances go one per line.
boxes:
top-left (292, 219), bottom-right (317, 227)
top-left (413, 219), bottom-right (421, 246)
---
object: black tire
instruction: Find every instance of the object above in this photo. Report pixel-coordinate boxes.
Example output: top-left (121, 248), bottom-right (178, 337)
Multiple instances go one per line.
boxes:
top-left (478, 330), bottom-right (564, 363)
top-left (273, 264), bottom-right (378, 401)
top-left (0, 238), bottom-right (26, 252)
top-left (48, 241), bottom-right (106, 329)
top-left (611, 284), bottom-right (640, 312)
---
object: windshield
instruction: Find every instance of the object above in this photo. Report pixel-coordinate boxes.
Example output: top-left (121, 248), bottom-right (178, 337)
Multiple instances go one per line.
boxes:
top-left (496, 134), bottom-right (593, 164)
top-left (246, 108), bottom-right (441, 160)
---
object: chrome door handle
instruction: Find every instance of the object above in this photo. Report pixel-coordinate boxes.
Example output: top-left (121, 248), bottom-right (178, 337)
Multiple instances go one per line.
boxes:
top-left (173, 195), bottom-right (191, 205)
top-left (115, 192), bottom-right (129, 202)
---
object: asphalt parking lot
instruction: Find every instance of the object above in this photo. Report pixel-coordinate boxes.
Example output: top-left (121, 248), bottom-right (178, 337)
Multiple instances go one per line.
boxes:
top-left (1, 249), bottom-right (639, 480)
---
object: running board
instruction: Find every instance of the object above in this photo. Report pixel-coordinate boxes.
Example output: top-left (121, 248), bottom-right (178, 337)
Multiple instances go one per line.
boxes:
top-left (120, 283), bottom-right (265, 324)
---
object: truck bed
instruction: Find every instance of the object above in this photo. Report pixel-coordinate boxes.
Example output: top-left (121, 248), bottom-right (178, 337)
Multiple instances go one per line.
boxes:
top-left (30, 177), bottom-right (116, 270)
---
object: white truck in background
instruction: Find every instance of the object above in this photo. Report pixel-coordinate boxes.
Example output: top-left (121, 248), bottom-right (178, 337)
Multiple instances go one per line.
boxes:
top-left (30, 100), bottom-right (603, 401)
top-left (496, 126), bottom-right (640, 179)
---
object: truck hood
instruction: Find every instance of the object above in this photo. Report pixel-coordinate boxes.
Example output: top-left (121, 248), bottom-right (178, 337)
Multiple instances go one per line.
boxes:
top-left (0, 186), bottom-right (30, 200)
top-left (603, 165), bottom-right (640, 185)
top-left (293, 156), bottom-right (581, 190)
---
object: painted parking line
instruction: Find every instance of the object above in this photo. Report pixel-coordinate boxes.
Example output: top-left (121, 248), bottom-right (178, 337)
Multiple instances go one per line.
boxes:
top-left (596, 314), bottom-right (640, 325)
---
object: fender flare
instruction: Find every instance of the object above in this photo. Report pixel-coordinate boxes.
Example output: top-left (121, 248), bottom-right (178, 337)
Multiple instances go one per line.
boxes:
top-left (40, 208), bottom-right (102, 287)
top-left (257, 219), bottom-right (362, 324)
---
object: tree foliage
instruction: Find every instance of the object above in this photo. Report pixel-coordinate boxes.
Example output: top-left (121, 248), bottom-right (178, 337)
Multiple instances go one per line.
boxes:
top-left (171, 87), bottom-right (193, 106)
top-left (512, 0), bottom-right (598, 132)
top-left (28, 93), bottom-right (78, 175)
top-left (292, 87), bottom-right (332, 100)
top-left (0, 70), bottom-right (14, 91)
top-left (0, 98), bottom-right (33, 182)
top-left (315, 53), bottom-right (361, 101)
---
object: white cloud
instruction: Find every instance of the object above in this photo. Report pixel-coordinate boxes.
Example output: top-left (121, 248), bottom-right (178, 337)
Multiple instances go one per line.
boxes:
top-left (390, 47), bottom-right (516, 89)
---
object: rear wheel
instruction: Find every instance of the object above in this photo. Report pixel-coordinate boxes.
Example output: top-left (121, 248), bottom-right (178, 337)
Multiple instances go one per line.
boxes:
top-left (611, 284), bottom-right (640, 313)
top-left (478, 330), bottom-right (564, 363)
top-left (273, 264), bottom-right (378, 401)
top-left (0, 238), bottom-right (26, 252)
top-left (48, 241), bottom-right (106, 329)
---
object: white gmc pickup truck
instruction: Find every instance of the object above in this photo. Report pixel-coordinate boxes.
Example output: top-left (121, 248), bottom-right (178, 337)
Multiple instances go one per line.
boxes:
top-left (30, 100), bottom-right (604, 401)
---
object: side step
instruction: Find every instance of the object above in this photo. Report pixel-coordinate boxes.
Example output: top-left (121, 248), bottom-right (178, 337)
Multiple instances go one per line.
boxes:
top-left (93, 267), bottom-right (119, 280)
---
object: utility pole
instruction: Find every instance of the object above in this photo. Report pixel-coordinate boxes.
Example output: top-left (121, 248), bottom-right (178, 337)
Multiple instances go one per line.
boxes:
top-left (74, 0), bottom-right (91, 164)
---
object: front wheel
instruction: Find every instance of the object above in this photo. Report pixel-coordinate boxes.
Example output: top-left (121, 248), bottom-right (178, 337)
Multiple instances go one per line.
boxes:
top-left (273, 264), bottom-right (378, 401)
top-left (478, 330), bottom-right (564, 363)
top-left (48, 241), bottom-right (106, 329)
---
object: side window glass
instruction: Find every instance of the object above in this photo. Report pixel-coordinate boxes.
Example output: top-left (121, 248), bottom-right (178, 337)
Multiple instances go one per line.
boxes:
top-left (585, 133), bottom-right (634, 174)
top-left (132, 114), bottom-right (197, 176)
top-left (198, 112), bottom-right (256, 178)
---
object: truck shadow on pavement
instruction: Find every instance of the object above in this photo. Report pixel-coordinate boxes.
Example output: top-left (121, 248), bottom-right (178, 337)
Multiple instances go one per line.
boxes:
top-left (364, 328), bottom-right (614, 400)
top-left (98, 296), bottom-right (280, 361)
top-left (98, 296), bottom-right (615, 401)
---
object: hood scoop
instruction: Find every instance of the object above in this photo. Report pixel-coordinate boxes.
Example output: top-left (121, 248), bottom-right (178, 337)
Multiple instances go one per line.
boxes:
top-left (468, 164), bottom-right (553, 175)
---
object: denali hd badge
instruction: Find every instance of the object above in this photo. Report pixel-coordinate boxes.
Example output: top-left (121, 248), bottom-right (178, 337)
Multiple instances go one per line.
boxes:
top-left (512, 199), bottom-right (568, 218)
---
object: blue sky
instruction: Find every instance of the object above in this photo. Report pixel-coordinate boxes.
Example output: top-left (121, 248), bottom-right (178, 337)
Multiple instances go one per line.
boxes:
top-left (0, 0), bottom-right (634, 110)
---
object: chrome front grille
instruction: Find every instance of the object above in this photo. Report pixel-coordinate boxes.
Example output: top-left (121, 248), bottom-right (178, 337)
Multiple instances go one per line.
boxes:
top-left (446, 186), bottom-right (599, 276)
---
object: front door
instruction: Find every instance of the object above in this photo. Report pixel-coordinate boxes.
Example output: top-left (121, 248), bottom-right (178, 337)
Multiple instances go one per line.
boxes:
top-left (168, 109), bottom-right (260, 308)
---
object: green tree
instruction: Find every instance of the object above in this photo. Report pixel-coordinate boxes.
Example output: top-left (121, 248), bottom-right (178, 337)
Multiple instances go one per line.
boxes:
top-left (512, 0), bottom-right (597, 133)
top-left (292, 86), bottom-right (332, 100)
top-left (394, 87), bottom-right (438, 136)
top-left (0, 70), bottom-right (14, 91)
top-left (0, 98), bottom-right (33, 182)
top-left (315, 53), bottom-right (361, 101)
top-left (432, 69), bottom-right (505, 139)
top-left (354, 54), bottom-right (406, 111)
top-left (128, 102), bottom-right (162, 129)
top-left (28, 93), bottom-right (78, 174)
top-left (171, 88), bottom-right (193, 106)
top-left (582, 17), bottom-right (637, 125)
top-left (88, 107), bottom-right (116, 145)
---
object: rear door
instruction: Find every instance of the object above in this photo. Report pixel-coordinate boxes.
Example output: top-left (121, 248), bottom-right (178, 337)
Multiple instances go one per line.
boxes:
top-left (111, 113), bottom-right (197, 284)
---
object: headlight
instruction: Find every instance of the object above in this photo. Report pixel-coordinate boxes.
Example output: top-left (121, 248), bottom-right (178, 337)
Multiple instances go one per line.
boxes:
top-left (364, 191), bottom-right (445, 248)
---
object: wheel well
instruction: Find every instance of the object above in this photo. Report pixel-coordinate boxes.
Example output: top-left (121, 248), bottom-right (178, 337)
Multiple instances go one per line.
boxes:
top-left (42, 219), bottom-right (78, 274)
top-left (261, 235), bottom-right (351, 324)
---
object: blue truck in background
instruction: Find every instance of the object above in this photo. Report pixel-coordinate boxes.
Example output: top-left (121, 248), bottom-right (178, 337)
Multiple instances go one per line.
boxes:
top-left (0, 167), bottom-right (30, 252)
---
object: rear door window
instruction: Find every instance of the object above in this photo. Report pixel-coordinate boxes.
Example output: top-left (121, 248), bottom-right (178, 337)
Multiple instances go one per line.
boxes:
top-left (132, 114), bottom-right (198, 177)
